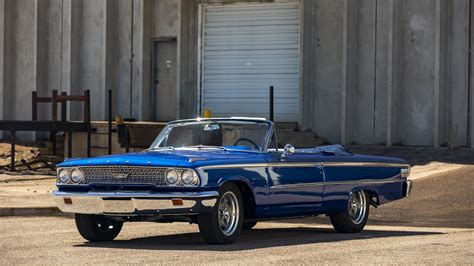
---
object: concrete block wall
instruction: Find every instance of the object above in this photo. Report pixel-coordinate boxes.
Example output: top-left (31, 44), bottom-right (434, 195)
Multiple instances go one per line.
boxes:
top-left (0, 0), bottom-right (177, 140)
top-left (178, 0), bottom-right (474, 147)
top-left (300, 0), bottom-right (474, 147)
top-left (0, 0), bottom-right (473, 148)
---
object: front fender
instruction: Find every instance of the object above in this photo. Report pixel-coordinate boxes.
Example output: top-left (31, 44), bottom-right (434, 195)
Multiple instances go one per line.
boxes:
top-left (196, 167), bottom-right (269, 206)
top-left (217, 175), bottom-right (253, 188)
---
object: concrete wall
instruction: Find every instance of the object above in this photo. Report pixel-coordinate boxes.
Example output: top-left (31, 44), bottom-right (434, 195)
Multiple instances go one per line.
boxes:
top-left (299, 0), bottom-right (473, 147)
top-left (177, 0), bottom-right (473, 147)
top-left (0, 0), bottom-right (167, 126)
top-left (0, 0), bottom-right (473, 147)
top-left (153, 0), bottom-right (179, 38)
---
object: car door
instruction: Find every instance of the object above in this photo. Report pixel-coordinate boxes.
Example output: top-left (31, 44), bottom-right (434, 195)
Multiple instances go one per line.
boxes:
top-left (264, 152), bottom-right (324, 217)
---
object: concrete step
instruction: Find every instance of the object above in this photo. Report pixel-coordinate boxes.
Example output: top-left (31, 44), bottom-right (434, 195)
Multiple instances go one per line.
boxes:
top-left (38, 147), bottom-right (64, 156)
top-left (275, 122), bottom-right (298, 131)
top-left (278, 130), bottom-right (315, 140)
top-left (277, 130), bottom-right (326, 148)
top-left (289, 137), bottom-right (326, 148)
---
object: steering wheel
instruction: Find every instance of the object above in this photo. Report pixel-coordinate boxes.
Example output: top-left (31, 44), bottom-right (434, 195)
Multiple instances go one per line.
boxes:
top-left (233, 138), bottom-right (259, 150)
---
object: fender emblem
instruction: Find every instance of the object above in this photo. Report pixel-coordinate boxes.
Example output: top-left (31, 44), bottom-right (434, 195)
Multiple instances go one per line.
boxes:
top-left (112, 173), bottom-right (130, 179)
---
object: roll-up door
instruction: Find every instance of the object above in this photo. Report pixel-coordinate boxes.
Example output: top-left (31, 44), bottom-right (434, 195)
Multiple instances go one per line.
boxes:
top-left (200, 3), bottom-right (300, 121)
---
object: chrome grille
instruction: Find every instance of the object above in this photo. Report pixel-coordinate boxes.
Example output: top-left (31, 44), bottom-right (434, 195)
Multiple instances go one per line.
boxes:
top-left (78, 166), bottom-right (168, 186)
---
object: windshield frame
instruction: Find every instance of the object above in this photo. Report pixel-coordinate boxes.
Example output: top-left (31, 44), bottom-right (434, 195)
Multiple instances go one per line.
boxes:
top-left (149, 118), bottom-right (274, 152)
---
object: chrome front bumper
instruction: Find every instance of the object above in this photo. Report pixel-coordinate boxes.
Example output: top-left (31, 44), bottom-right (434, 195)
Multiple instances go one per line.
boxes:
top-left (53, 191), bottom-right (218, 215)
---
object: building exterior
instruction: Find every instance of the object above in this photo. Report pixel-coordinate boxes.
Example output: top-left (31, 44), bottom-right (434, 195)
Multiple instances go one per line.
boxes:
top-left (0, 0), bottom-right (473, 147)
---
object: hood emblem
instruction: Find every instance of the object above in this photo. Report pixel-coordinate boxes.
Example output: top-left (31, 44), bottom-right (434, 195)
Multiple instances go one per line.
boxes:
top-left (112, 173), bottom-right (130, 179)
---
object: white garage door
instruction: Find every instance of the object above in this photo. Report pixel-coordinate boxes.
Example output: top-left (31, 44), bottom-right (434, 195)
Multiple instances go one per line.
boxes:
top-left (200, 3), bottom-right (300, 122)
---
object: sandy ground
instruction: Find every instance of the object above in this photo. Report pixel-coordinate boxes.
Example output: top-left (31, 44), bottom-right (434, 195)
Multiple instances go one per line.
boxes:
top-left (0, 217), bottom-right (472, 265)
top-left (0, 174), bottom-right (55, 208)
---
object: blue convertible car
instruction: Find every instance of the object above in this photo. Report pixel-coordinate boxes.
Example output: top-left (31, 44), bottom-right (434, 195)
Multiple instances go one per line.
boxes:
top-left (53, 117), bottom-right (412, 244)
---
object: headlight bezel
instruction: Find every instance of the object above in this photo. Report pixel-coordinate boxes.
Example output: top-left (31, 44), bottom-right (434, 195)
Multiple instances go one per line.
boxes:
top-left (70, 168), bottom-right (84, 183)
top-left (165, 169), bottom-right (180, 185)
top-left (181, 169), bottom-right (199, 186)
top-left (57, 168), bottom-right (71, 184)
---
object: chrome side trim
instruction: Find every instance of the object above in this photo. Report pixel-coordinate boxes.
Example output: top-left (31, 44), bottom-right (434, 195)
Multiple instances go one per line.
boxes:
top-left (270, 178), bottom-right (404, 189)
top-left (269, 162), bottom-right (317, 168)
top-left (198, 164), bottom-right (268, 170)
top-left (271, 182), bottom-right (324, 189)
top-left (198, 161), bottom-right (409, 170)
top-left (199, 162), bottom-right (316, 170)
top-left (324, 179), bottom-right (403, 186)
top-left (322, 162), bottom-right (410, 168)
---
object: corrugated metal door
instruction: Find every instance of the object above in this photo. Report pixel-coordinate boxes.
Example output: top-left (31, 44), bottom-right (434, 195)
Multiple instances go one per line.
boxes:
top-left (200, 3), bottom-right (300, 121)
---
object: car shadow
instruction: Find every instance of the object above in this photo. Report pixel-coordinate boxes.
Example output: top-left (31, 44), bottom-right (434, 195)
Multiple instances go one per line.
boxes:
top-left (75, 226), bottom-right (443, 251)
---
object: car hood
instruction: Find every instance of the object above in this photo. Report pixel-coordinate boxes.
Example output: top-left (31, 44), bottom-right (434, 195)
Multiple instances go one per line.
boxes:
top-left (58, 149), bottom-right (268, 168)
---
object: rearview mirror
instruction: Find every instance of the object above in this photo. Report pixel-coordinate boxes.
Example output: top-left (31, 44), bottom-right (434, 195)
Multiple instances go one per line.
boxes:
top-left (281, 144), bottom-right (295, 159)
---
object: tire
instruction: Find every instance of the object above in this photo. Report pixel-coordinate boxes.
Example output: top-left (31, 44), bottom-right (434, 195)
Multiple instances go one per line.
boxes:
top-left (242, 221), bottom-right (257, 230)
top-left (330, 190), bottom-right (369, 233)
top-left (75, 214), bottom-right (123, 242)
top-left (198, 183), bottom-right (244, 244)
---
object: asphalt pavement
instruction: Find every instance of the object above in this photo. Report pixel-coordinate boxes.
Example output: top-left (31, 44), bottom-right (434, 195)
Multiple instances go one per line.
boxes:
top-left (1, 216), bottom-right (472, 264)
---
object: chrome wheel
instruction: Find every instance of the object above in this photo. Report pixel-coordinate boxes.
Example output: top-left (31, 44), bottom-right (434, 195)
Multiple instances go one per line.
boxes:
top-left (348, 191), bottom-right (367, 224)
top-left (218, 191), bottom-right (240, 236)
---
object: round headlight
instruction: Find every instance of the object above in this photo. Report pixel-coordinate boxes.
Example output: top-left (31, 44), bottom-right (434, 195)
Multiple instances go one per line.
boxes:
top-left (165, 170), bottom-right (179, 185)
top-left (58, 169), bottom-right (70, 183)
top-left (181, 170), bottom-right (198, 186)
top-left (70, 169), bottom-right (84, 183)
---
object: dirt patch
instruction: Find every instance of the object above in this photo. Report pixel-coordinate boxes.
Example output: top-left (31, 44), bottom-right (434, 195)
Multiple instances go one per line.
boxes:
top-left (0, 142), bottom-right (58, 175)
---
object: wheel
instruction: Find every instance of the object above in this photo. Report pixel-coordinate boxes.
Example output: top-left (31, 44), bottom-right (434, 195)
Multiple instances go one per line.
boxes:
top-left (198, 183), bottom-right (244, 244)
top-left (330, 190), bottom-right (369, 233)
top-left (75, 214), bottom-right (123, 242)
top-left (242, 221), bottom-right (257, 230)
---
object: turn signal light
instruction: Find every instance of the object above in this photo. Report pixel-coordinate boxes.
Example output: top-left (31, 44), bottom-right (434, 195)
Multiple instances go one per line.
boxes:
top-left (64, 198), bottom-right (73, 205)
top-left (172, 199), bottom-right (183, 206)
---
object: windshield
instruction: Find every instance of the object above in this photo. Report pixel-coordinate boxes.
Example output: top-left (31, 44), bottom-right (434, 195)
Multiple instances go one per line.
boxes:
top-left (149, 120), bottom-right (271, 151)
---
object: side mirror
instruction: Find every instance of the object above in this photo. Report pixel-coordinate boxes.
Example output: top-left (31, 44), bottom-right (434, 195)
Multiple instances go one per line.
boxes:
top-left (281, 144), bottom-right (295, 159)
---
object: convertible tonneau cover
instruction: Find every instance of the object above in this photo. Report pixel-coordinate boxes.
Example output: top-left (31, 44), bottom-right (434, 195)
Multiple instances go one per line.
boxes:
top-left (298, 144), bottom-right (353, 156)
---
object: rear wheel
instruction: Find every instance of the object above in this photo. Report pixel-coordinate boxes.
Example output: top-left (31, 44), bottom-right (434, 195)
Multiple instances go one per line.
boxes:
top-left (75, 214), bottom-right (123, 242)
top-left (330, 190), bottom-right (369, 233)
top-left (198, 183), bottom-right (244, 244)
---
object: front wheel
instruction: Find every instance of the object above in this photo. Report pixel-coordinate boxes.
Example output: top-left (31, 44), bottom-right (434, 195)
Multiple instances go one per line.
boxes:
top-left (330, 190), bottom-right (369, 233)
top-left (75, 214), bottom-right (123, 242)
top-left (198, 183), bottom-right (244, 244)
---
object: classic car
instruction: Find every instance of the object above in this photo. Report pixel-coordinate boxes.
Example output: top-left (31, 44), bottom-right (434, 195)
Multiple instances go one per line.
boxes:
top-left (53, 117), bottom-right (412, 244)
